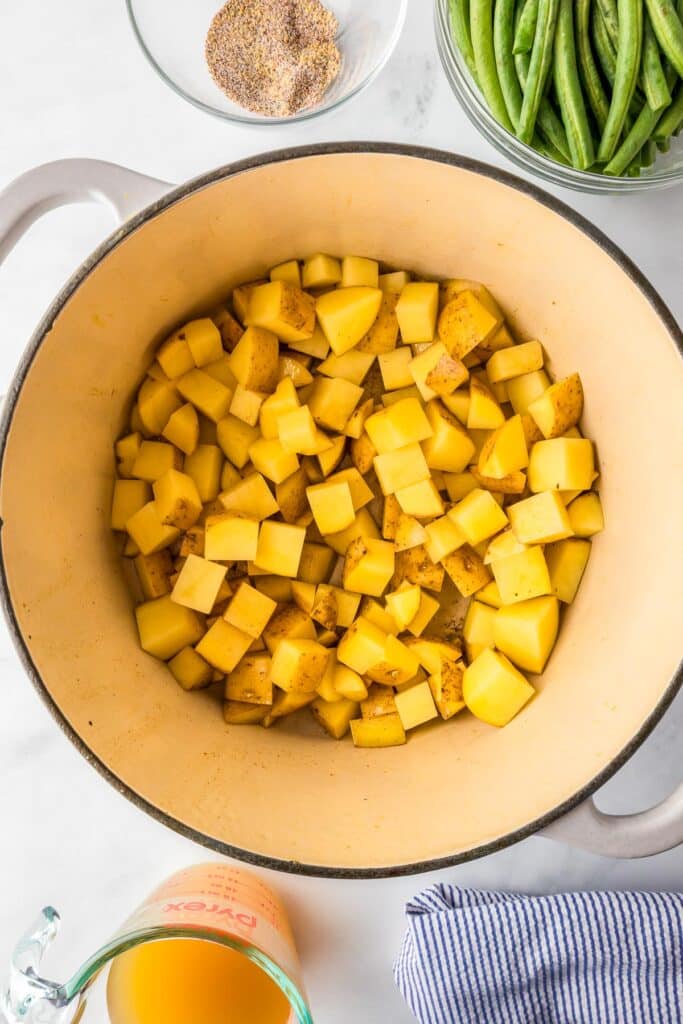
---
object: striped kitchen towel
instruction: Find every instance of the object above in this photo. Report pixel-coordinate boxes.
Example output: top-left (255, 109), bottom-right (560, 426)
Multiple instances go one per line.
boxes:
top-left (395, 886), bottom-right (683, 1023)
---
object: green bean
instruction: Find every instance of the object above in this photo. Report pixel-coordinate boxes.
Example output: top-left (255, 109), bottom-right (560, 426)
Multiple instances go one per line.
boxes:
top-left (592, 3), bottom-right (618, 83)
top-left (656, 134), bottom-right (672, 150)
top-left (449, 0), bottom-right (479, 82)
top-left (513, 0), bottom-right (539, 53)
top-left (596, 0), bottom-right (620, 48)
top-left (653, 81), bottom-right (683, 138)
top-left (514, 49), bottom-right (572, 156)
top-left (494, 0), bottom-right (524, 125)
top-left (517, 0), bottom-right (561, 142)
top-left (554, 0), bottom-right (596, 168)
top-left (644, 0), bottom-right (683, 75)
top-left (598, 0), bottom-right (643, 162)
top-left (641, 12), bottom-right (672, 110)
top-left (640, 138), bottom-right (658, 164)
top-left (603, 65), bottom-right (677, 174)
top-left (576, 0), bottom-right (610, 132)
top-left (471, 0), bottom-right (514, 130)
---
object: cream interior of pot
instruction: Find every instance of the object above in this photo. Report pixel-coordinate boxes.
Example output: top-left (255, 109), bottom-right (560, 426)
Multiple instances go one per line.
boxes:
top-left (1, 153), bottom-right (682, 870)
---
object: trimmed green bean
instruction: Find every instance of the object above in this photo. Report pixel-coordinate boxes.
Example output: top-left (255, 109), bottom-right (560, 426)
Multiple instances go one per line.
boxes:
top-left (518, 0), bottom-right (561, 143)
top-left (656, 134), bottom-right (672, 150)
top-left (471, 0), bottom-right (514, 130)
top-left (653, 82), bottom-right (683, 138)
top-left (603, 64), bottom-right (677, 173)
top-left (513, 0), bottom-right (539, 53)
top-left (514, 48), bottom-right (572, 156)
top-left (449, 0), bottom-right (479, 82)
top-left (641, 11), bottom-right (672, 110)
top-left (592, 3), bottom-right (618, 82)
top-left (554, 0), bottom-right (596, 168)
top-left (596, 0), bottom-right (620, 48)
top-left (641, 138), bottom-right (658, 164)
top-left (598, 0), bottom-right (643, 162)
top-left (576, 0), bottom-right (610, 132)
top-left (644, 0), bottom-right (683, 75)
top-left (494, 0), bottom-right (524, 125)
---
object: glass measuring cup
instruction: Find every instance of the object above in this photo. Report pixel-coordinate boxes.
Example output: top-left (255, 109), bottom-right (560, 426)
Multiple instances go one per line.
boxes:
top-left (2, 864), bottom-right (313, 1024)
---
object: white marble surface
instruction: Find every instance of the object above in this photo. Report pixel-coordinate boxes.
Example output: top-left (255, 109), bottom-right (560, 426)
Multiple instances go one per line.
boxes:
top-left (0, 2), bottom-right (682, 1021)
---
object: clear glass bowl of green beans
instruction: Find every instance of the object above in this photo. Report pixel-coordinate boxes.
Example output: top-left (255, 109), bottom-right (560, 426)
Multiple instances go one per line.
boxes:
top-left (435, 0), bottom-right (683, 192)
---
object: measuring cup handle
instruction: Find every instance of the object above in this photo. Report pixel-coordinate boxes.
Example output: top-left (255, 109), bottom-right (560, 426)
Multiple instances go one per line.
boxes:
top-left (0, 158), bottom-right (173, 264)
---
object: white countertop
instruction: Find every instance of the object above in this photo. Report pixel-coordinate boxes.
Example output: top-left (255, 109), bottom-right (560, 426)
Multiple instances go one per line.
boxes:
top-left (1, 2), bottom-right (682, 1022)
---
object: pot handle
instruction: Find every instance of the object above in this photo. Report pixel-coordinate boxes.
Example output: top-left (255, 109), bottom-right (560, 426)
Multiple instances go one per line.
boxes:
top-left (540, 780), bottom-right (683, 857)
top-left (0, 158), bottom-right (173, 263)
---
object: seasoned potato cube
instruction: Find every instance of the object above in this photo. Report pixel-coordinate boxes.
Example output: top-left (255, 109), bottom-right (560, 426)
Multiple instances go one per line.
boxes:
top-left (509, 491), bottom-right (573, 544)
top-left (210, 304), bottom-right (244, 351)
top-left (407, 638), bottom-right (462, 675)
top-left (329, 665), bottom-right (366, 703)
top-left (464, 648), bottom-right (534, 727)
top-left (270, 260), bottom-right (301, 287)
top-left (382, 494), bottom-right (401, 541)
top-left (232, 280), bottom-right (266, 324)
top-left (477, 415), bottom-right (528, 480)
top-left (505, 369), bottom-right (551, 415)
top-left (422, 401), bottom-right (476, 473)
top-left (205, 514), bottom-right (259, 561)
top-left (351, 714), bottom-right (406, 747)
top-left (316, 287), bottom-right (382, 355)
top-left (325, 508), bottom-right (380, 556)
top-left (463, 600), bottom-right (496, 662)
top-left (259, 377), bottom-right (299, 439)
top-left (262, 689), bottom-right (316, 726)
top-left (278, 354), bottom-right (313, 388)
top-left (392, 545), bottom-right (445, 592)
top-left (127, 502), bottom-right (179, 555)
top-left (247, 281), bottom-right (315, 343)
top-left (136, 594), bottom-right (204, 660)
top-left (337, 616), bottom-right (387, 674)
top-left (379, 270), bottom-right (411, 293)
top-left (306, 480), bottom-right (355, 534)
top-left (302, 253), bottom-right (341, 289)
top-left (229, 385), bottom-right (266, 426)
top-left (521, 413), bottom-right (544, 446)
top-left (438, 290), bottom-right (502, 358)
top-left (439, 279), bottom-right (503, 316)
top-left (442, 545), bottom-right (491, 597)
top-left (483, 529), bottom-right (527, 565)
top-left (270, 638), bottom-right (330, 693)
top-left (318, 349), bottom-right (375, 386)
top-left (409, 341), bottom-right (469, 400)
top-left (111, 479), bottom-right (151, 531)
top-left (276, 467), bottom-right (309, 524)
top-left (132, 441), bottom-right (182, 483)
top-left (171, 554), bottom-right (227, 614)
top-left (441, 389), bottom-right (470, 425)
top-left (317, 435), bottom-right (346, 477)
top-left (307, 376), bottom-right (363, 432)
top-left (395, 282), bottom-right (439, 343)
top-left (567, 492), bottom-right (604, 537)
top-left (341, 256), bottom-right (379, 288)
top-left (528, 438), bottom-right (595, 492)
top-left (216, 417), bottom-right (261, 471)
top-left (428, 658), bottom-right (465, 719)
top-left (310, 586), bottom-right (337, 629)
top-left (290, 581), bottom-right (316, 615)
top-left (317, 585), bottom-right (361, 628)
top-left (248, 437), bottom-right (299, 484)
top-left (492, 545), bottom-right (551, 604)
top-left (220, 473), bottom-right (278, 521)
top-left (406, 590), bottom-right (440, 637)
top-left (170, 319), bottom-right (222, 368)
top-left (365, 398), bottom-right (433, 454)
top-left (162, 403), bottom-right (199, 456)
top-left (275, 405), bottom-right (326, 456)
top-left (137, 379), bottom-right (182, 436)
top-left (394, 475), bottom-right (442, 516)
top-left (487, 341), bottom-right (544, 383)
top-left (180, 527), bottom-right (206, 559)
top-left (312, 697), bottom-right (359, 739)
top-left (153, 469), bottom-right (202, 530)
top-left (134, 550), bottom-right (173, 599)
top-left (350, 432), bottom-right (377, 475)
top-left (168, 646), bottom-right (213, 690)
top-left (177, 369), bottom-right (233, 422)
top-left (344, 397), bottom-right (374, 439)
top-left (196, 619), bottom-right (252, 673)
top-left (224, 582), bottom-right (276, 638)
top-left (263, 604), bottom-right (316, 654)
top-left (254, 521), bottom-right (306, 577)
top-left (545, 538), bottom-right (591, 603)
top-left (297, 541), bottom-right (336, 583)
top-left (395, 680), bottom-right (438, 730)
top-left (156, 332), bottom-right (195, 379)
top-left (316, 649), bottom-right (340, 702)
top-left (449, 488), bottom-right (508, 546)
top-left (472, 468), bottom-right (526, 495)
top-left (184, 444), bottom-right (223, 502)
top-left (467, 377), bottom-right (505, 430)
top-left (343, 537), bottom-right (395, 596)
top-left (494, 596), bottom-right (559, 674)
top-left (424, 515), bottom-right (465, 562)
top-left (378, 347), bottom-right (413, 390)
top-left (528, 373), bottom-right (583, 439)
top-left (385, 584), bottom-right (421, 630)
top-left (326, 468), bottom-right (373, 511)
top-left (357, 292), bottom-right (400, 354)
top-left (362, 685), bottom-right (399, 717)
top-left (374, 443), bottom-right (430, 495)
top-left (288, 324), bottom-right (330, 361)
top-left (225, 653), bottom-right (273, 704)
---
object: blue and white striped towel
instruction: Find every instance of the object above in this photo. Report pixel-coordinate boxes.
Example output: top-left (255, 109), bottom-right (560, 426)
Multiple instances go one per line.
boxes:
top-left (395, 886), bottom-right (683, 1023)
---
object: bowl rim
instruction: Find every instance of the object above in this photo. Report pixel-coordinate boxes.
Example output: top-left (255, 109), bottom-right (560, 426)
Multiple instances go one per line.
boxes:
top-left (125, 0), bottom-right (409, 126)
top-left (1, 142), bottom-right (681, 878)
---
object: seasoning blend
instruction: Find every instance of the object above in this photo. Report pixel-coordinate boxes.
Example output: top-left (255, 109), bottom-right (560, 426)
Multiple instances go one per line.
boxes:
top-left (205, 0), bottom-right (341, 117)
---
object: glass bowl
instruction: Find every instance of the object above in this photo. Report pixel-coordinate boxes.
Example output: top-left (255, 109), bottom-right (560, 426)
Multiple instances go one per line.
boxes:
top-left (434, 0), bottom-right (683, 193)
top-left (126, 0), bottom-right (408, 125)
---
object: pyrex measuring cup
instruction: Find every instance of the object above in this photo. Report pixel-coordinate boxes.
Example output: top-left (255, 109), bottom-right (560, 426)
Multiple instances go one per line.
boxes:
top-left (2, 864), bottom-right (313, 1024)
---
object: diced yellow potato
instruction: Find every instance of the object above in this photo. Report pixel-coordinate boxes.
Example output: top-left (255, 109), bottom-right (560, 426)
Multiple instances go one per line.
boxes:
top-left (210, 303), bottom-right (244, 350)
top-left (505, 369), bottom-right (551, 415)
top-left (472, 468), bottom-right (526, 496)
top-left (349, 431), bottom-right (377, 476)
top-left (247, 438), bottom-right (298, 485)
top-left (289, 581), bottom-right (315, 616)
top-left (365, 397), bottom-right (433, 454)
top-left (312, 697), bottom-right (358, 739)
top-left (521, 413), bottom-right (544, 446)
top-left (394, 513), bottom-right (427, 551)
top-left (382, 494), bottom-right (401, 541)
top-left (463, 600), bottom-right (496, 662)
top-left (528, 373), bottom-right (583, 439)
top-left (487, 341), bottom-right (544, 384)
top-left (153, 469), bottom-right (202, 530)
top-left (317, 349), bottom-right (374, 386)
top-left (229, 385), bottom-right (266, 426)
top-left (198, 416), bottom-right (219, 445)
top-left (528, 438), bottom-right (595, 492)
top-left (274, 405), bottom-right (327, 457)
top-left (344, 398), bottom-right (374, 440)
top-left (477, 415), bottom-right (528, 479)
top-left (309, 585), bottom-right (337, 630)
top-left (406, 638), bottom-right (461, 675)
top-left (509, 491), bottom-right (573, 544)
top-left (305, 479), bottom-right (355, 535)
top-left (224, 581), bottom-right (276, 638)
top-left (442, 545), bottom-right (492, 596)
top-left (325, 507), bottom-right (380, 556)
top-left (220, 473), bottom-right (278, 521)
top-left (449, 488), bottom-right (508, 546)
top-left (438, 291), bottom-right (502, 358)
top-left (137, 379), bottom-right (182, 436)
top-left (293, 542), bottom-right (334, 585)
top-left (441, 388), bottom-right (470, 425)
top-left (467, 376), bottom-right (505, 430)
top-left (341, 256), bottom-right (379, 288)
top-left (443, 470), bottom-right (477, 502)
top-left (263, 605), bottom-right (316, 655)
top-left (273, 467), bottom-right (307, 524)
top-left (351, 714), bottom-right (406, 747)
top-left (494, 595), bottom-right (559, 674)
top-left (161, 403), bottom-right (199, 456)
top-left (171, 554), bottom-right (226, 614)
top-left (545, 538), bottom-right (591, 603)
top-left (184, 444), bottom-right (223, 502)
top-left (252, 575), bottom-right (291, 603)
top-left (374, 443), bottom-right (430, 495)
top-left (288, 324), bottom-right (330, 361)
top-left (247, 281), bottom-right (315, 343)
top-left (126, 502), bottom-right (179, 555)
top-left (476, 579), bottom-right (503, 607)
top-left (356, 292), bottom-right (400, 354)
top-left (422, 400), bottom-right (476, 473)
top-left (225, 653), bottom-right (273, 704)
top-left (484, 529), bottom-right (527, 565)
top-left (332, 664), bottom-right (368, 702)
top-left (136, 594), bottom-right (204, 660)
top-left (409, 342), bottom-right (468, 400)
top-left (278, 354), bottom-right (313, 388)
top-left (132, 441), bottom-right (182, 483)
top-left (262, 689), bottom-right (316, 726)
top-left (162, 319), bottom-right (220, 369)
top-left (176, 369), bottom-right (233, 423)
top-left (337, 616), bottom-right (387, 674)
top-left (270, 637), bottom-right (330, 693)
top-left (405, 591), bottom-right (439, 638)
top-left (360, 597), bottom-right (398, 634)
top-left (115, 432), bottom-right (142, 478)
top-left (464, 648), bottom-right (534, 726)
top-left (313, 435), bottom-right (343, 478)
top-left (302, 253), bottom-right (342, 289)
top-left (316, 649), bottom-right (340, 702)
top-left (439, 279), bottom-right (503, 316)
top-left (225, 325), bottom-right (279, 392)
top-left (168, 646), bottom-right (213, 690)
top-left (362, 684), bottom-right (399, 717)
top-left (492, 545), bottom-right (551, 604)
top-left (395, 282), bottom-right (439, 343)
top-left (343, 537), bottom-right (395, 596)
top-left (196, 619), bottom-right (252, 673)
top-left (316, 287), bottom-right (383, 355)
top-left (424, 515), bottom-right (465, 562)
top-left (392, 545), bottom-right (445, 592)
top-left (379, 270), bottom-right (411, 293)
top-left (394, 679), bottom-right (438, 730)
top-left (259, 377), bottom-right (299, 439)
top-left (307, 375), bottom-right (363, 432)
top-left (129, 404), bottom-right (149, 437)
top-left (216, 417), bottom-right (261, 472)
top-left (232, 280), bottom-right (266, 324)
top-left (270, 260), bottom-right (301, 287)
top-left (385, 584), bottom-right (421, 630)
top-left (428, 658), bottom-right (465, 719)
top-left (567, 492), bottom-right (604, 537)
top-left (378, 347), bottom-right (413, 390)
top-left (134, 550), bottom-right (172, 599)
top-left (322, 468), bottom-right (372, 513)
top-left (204, 513), bottom-right (259, 561)
top-left (316, 585), bottom-right (361, 629)
top-left (156, 332), bottom-right (195, 379)
top-left (223, 700), bottom-right (269, 724)
top-left (395, 479), bottom-right (444, 517)
top-left (111, 479), bottom-right (150, 531)
top-left (254, 520), bottom-right (306, 577)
